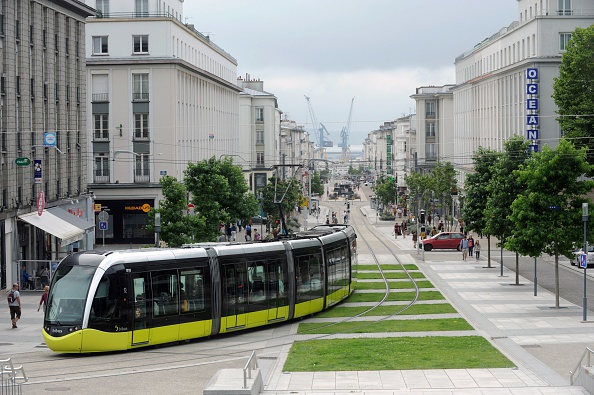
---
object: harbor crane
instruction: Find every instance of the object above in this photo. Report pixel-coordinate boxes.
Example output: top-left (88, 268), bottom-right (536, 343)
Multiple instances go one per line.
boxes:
top-left (304, 96), bottom-right (333, 153)
top-left (339, 97), bottom-right (355, 162)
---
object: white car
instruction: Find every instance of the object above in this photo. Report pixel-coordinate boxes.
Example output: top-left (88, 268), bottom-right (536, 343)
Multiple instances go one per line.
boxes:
top-left (572, 245), bottom-right (594, 267)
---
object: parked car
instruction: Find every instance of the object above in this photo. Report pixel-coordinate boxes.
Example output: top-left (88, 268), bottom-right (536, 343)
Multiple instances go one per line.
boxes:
top-left (419, 232), bottom-right (465, 251)
top-left (572, 245), bottom-right (594, 267)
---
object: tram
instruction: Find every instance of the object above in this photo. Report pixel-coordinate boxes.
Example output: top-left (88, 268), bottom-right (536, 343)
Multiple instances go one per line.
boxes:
top-left (42, 225), bottom-right (357, 353)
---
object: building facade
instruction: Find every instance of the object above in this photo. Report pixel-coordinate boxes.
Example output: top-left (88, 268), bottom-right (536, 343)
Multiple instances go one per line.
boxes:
top-left (452, 0), bottom-right (594, 180)
top-left (0, 0), bottom-right (95, 289)
top-left (84, 0), bottom-right (241, 245)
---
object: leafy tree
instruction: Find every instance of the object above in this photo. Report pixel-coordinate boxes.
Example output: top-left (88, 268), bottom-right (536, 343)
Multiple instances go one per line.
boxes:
top-left (552, 25), bottom-right (594, 166)
top-left (429, 162), bottom-right (457, 227)
top-left (404, 171), bottom-right (432, 221)
top-left (148, 176), bottom-right (208, 247)
top-left (260, 176), bottom-right (304, 232)
top-left (507, 139), bottom-right (594, 307)
top-left (184, 157), bottom-right (259, 241)
top-left (374, 174), bottom-right (398, 210)
top-left (311, 171), bottom-right (324, 196)
top-left (485, 136), bottom-right (532, 284)
top-left (462, 147), bottom-right (500, 267)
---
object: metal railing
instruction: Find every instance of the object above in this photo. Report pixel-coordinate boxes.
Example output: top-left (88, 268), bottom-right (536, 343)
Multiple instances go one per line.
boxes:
top-left (570, 347), bottom-right (594, 384)
top-left (243, 350), bottom-right (258, 389)
top-left (0, 358), bottom-right (28, 394)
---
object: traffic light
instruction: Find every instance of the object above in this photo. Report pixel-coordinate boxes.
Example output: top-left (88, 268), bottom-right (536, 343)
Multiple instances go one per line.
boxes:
top-left (275, 219), bottom-right (280, 226)
top-left (420, 210), bottom-right (426, 224)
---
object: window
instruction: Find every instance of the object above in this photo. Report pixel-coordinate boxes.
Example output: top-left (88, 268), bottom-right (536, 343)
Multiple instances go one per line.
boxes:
top-left (426, 121), bottom-right (435, 137)
top-left (558, 0), bottom-right (571, 15)
top-left (256, 107), bottom-right (264, 122)
top-left (94, 156), bottom-right (109, 183)
top-left (94, 114), bottom-right (109, 140)
top-left (93, 36), bottom-right (108, 54)
top-left (560, 33), bottom-right (572, 51)
top-left (256, 130), bottom-right (264, 144)
top-left (426, 143), bottom-right (437, 160)
top-left (135, 0), bottom-right (149, 17)
top-left (96, 0), bottom-right (109, 17)
top-left (135, 154), bottom-right (150, 182)
top-left (133, 35), bottom-right (149, 53)
top-left (151, 271), bottom-right (179, 317)
top-left (256, 152), bottom-right (264, 166)
top-left (133, 73), bottom-right (149, 100)
top-left (15, 20), bottom-right (20, 39)
top-left (0, 15), bottom-right (4, 35)
top-left (425, 101), bottom-right (436, 117)
top-left (134, 113), bottom-right (149, 139)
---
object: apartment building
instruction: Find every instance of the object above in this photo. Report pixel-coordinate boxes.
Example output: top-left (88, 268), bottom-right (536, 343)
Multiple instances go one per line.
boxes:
top-left (84, 0), bottom-right (241, 245)
top-left (0, 1), bottom-right (95, 288)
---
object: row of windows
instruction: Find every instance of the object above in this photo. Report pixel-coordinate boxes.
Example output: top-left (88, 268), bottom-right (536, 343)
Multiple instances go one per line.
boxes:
top-left (94, 154), bottom-right (150, 183)
top-left (93, 35), bottom-right (149, 55)
top-left (93, 113), bottom-right (148, 140)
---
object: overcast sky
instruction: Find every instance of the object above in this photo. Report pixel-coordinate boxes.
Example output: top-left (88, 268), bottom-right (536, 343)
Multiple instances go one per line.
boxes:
top-left (184, 1), bottom-right (518, 148)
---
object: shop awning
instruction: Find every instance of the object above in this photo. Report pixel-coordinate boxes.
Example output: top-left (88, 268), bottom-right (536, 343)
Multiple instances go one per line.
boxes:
top-left (18, 209), bottom-right (93, 245)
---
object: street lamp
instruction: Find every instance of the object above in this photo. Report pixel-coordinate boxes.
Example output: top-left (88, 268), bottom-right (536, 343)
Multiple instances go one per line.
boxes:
top-left (583, 202), bottom-right (588, 321)
top-left (155, 212), bottom-right (161, 248)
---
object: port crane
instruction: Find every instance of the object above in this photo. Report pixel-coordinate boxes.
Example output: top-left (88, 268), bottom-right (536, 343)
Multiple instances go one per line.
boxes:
top-left (338, 97), bottom-right (355, 162)
top-left (304, 96), bottom-right (333, 156)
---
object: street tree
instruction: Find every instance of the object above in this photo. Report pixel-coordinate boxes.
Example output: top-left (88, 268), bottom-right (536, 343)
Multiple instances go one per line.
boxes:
top-left (374, 174), bottom-right (398, 211)
top-left (260, 176), bottom-right (304, 232)
top-left (311, 171), bottom-right (325, 196)
top-left (404, 171), bottom-right (432, 221)
top-left (552, 24), bottom-right (594, 166)
top-left (462, 147), bottom-right (500, 267)
top-left (148, 176), bottom-right (208, 247)
top-left (507, 139), bottom-right (594, 308)
top-left (429, 162), bottom-right (457, 227)
top-left (184, 157), bottom-right (259, 241)
top-left (484, 136), bottom-right (531, 285)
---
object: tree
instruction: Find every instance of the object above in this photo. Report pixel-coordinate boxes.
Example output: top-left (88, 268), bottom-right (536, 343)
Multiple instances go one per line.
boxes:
top-left (553, 25), bottom-right (594, 166)
top-left (260, 176), bottom-right (304, 232)
top-left (507, 139), bottom-right (594, 307)
top-left (374, 175), bottom-right (398, 211)
top-left (429, 162), bottom-right (457, 226)
top-left (311, 171), bottom-right (324, 196)
top-left (148, 176), bottom-right (208, 247)
top-left (404, 171), bottom-right (432, 220)
top-left (462, 147), bottom-right (500, 267)
top-left (184, 157), bottom-right (259, 241)
top-left (484, 136), bottom-right (531, 284)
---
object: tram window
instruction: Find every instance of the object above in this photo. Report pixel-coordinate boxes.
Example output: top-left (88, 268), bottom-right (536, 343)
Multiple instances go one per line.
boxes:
top-left (223, 263), bottom-right (248, 310)
top-left (151, 271), bottom-right (179, 317)
top-left (295, 253), bottom-right (323, 302)
top-left (47, 265), bottom-right (96, 324)
top-left (248, 262), bottom-right (265, 303)
top-left (266, 260), bottom-right (286, 298)
top-left (89, 272), bottom-right (127, 328)
top-left (180, 269), bottom-right (205, 313)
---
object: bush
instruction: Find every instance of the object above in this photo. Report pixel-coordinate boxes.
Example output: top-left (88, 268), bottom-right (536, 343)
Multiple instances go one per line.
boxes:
top-left (380, 213), bottom-right (396, 221)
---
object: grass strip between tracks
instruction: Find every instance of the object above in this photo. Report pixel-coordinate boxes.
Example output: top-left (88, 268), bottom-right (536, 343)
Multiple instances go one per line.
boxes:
top-left (314, 303), bottom-right (456, 318)
top-left (356, 280), bottom-right (434, 289)
top-left (357, 272), bottom-right (426, 279)
top-left (355, 264), bottom-right (419, 271)
top-left (346, 290), bottom-right (445, 302)
top-left (283, 337), bottom-right (515, 371)
top-left (297, 318), bottom-right (472, 334)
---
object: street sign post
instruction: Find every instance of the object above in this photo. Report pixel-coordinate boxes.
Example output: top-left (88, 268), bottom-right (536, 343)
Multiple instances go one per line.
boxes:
top-left (579, 253), bottom-right (588, 269)
top-left (15, 158), bottom-right (30, 166)
top-left (37, 191), bottom-right (45, 216)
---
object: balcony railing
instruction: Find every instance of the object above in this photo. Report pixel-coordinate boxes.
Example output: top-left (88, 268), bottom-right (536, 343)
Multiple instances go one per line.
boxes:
top-left (134, 168), bottom-right (150, 183)
top-left (93, 175), bottom-right (109, 183)
top-left (92, 93), bottom-right (109, 102)
top-left (132, 92), bottom-right (149, 101)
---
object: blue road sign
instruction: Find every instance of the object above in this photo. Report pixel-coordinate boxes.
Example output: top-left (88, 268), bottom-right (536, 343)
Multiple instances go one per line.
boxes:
top-left (579, 253), bottom-right (588, 269)
top-left (99, 221), bottom-right (108, 230)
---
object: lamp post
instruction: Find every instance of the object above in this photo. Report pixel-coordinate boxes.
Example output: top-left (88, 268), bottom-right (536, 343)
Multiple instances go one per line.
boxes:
top-left (155, 212), bottom-right (161, 248)
top-left (583, 202), bottom-right (588, 322)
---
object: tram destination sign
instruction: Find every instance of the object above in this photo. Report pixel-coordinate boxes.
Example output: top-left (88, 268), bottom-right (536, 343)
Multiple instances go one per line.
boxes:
top-left (15, 157), bottom-right (31, 166)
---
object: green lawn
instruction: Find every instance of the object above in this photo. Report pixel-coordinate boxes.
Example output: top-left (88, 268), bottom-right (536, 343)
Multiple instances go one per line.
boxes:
top-left (356, 280), bottom-right (434, 290)
top-left (346, 291), bottom-right (445, 302)
top-left (354, 264), bottom-right (418, 271)
top-left (283, 337), bottom-right (514, 371)
top-left (297, 318), bottom-right (472, 334)
top-left (357, 272), bottom-right (425, 279)
top-left (314, 303), bottom-right (456, 318)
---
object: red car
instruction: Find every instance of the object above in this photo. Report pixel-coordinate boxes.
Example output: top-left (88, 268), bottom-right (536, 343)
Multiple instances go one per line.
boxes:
top-left (419, 232), bottom-right (465, 251)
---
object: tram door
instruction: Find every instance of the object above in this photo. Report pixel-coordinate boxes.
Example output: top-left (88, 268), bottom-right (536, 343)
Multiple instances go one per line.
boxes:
top-left (266, 260), bottom-right (287, 322)
top-left (131, 273), bottom-right (150, 345)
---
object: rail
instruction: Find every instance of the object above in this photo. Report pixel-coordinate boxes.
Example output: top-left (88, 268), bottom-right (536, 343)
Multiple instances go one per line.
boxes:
top-left (570, 347), bottom-right (594, 384)
top-left (0, 357), bottom-right (28, 394)
top-left (243, 350), bottom-right (258, 389)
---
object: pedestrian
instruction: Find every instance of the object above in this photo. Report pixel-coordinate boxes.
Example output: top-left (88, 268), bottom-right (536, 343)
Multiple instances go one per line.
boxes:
top-left (401, 221), bottom-right (407, 238)
top-left (21, 266), bottom-right (33, 290)
top-left (468, 235), bottom-right (474, 257)
top-left (393, 222), bottom-right (399, 239)
top-left (325, 216), bottom-right (330, 225)
top-left (225, 224), bottom-right (232, 241)
top-left (38, 285), bottom-right (49, 313)
top-left (412, 231), bottom-right (418, 249)
top-left (245, 224), bottom-right (252, 241)
top-left (475, 240), bottom-right (481, 261)
top-left (7, 283), bottom-right (21, 328)
top-left (460, 235), bottom-right (469, 261)
top-left (39, 266), bottom-right (50, 288)
top-left (254, 229), bottom-right (261, 240)
top-left (231, 223), bottom-right (237, 241)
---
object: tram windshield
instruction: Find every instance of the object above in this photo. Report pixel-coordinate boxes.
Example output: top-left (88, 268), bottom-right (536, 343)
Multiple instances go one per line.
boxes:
top-left (46, 265), bottom-right (96, 324)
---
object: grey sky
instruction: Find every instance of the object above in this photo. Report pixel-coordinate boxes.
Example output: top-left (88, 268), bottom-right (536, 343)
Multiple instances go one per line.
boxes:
top-left (186, 1), bottom-right (518, 147)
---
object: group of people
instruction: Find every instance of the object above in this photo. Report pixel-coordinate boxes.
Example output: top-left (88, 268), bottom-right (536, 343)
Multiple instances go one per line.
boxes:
top-left (393, 221), bottom-right (407, 239)
top-left (459, 234), bottom-right (481, 261)
top-left (325, 211), bottom-right (340, 225)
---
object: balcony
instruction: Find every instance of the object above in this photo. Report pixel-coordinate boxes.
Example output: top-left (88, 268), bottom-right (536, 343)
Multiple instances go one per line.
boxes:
top-left (132, 92), bottom-right (149, 101)
top-left (94, 175), bottom-right (109, 183)
top-left (92, 93), bottom-right (109, 102)
top-left (134, 168), bottom-right (150, 183)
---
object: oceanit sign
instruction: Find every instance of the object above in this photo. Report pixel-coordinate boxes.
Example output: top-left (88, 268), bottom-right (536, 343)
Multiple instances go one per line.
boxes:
top-left (526, 68), bottom-right (539, 152)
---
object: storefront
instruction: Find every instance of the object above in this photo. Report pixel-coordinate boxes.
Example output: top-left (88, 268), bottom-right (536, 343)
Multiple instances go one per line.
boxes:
top-left (94, 199), bottom-right (154, 245)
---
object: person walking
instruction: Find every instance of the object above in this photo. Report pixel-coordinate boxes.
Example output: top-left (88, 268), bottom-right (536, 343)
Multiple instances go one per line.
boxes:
top-left (231, 223), bottom-right (237, 241)
top-left (460, 235), bottom-right (469, 261)
top-left (468, 235), bottom-right (474, 257)
top-left (7, 283), bottom-right (21, 328)
top-left (475, 240), bottom-right (481, 261)
top-left (401, 221), bottom-right (407, 238)
top-left (245, 224), bottom-right (252, 241)
top-left (412, 231), bottom-right (418, 249)
top-left (38, 285), bottom-right (49, 313)
top-left (393, 222), bottom-right (399, 239)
